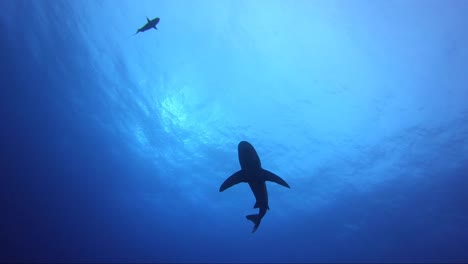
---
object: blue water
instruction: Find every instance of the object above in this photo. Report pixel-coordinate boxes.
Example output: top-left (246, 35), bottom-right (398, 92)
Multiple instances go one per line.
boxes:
top-left (1, 0), bottom-right (468, 262)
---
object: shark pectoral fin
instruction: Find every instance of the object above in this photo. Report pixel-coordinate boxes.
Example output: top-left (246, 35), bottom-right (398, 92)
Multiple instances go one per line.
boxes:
top-left (153, 26), bottom-right (158, 30)
top-left (147, 17), bottom-right (150, 22)
top-left (262, 169), bottom-right (290, 188)
top-left (219, 170), bottom-right (246, 192)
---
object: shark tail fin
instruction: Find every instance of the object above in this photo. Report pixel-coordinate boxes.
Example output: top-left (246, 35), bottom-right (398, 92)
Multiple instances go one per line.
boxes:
top-left (246, 214), bottom-right (260, 233)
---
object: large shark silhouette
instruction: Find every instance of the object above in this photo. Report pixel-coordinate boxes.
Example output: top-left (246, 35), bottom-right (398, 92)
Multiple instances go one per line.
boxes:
top-left (219, 141), bottom-right (290, 233)
top-left (135, 17), bottom-right (160, 35)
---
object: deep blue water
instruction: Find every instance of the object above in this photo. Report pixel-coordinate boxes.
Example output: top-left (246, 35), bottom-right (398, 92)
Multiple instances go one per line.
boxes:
top-left (1, 0), bottom-right (468, 262)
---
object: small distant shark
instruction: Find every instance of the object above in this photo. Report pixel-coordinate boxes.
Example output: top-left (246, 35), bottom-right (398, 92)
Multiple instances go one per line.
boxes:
top-left (219, 141), bottom-right (290, 233)
top-left (134, 17), bottom-right (160, 35)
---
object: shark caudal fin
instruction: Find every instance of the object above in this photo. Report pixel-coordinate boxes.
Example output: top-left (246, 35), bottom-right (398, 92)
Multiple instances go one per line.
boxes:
top-left (246, 214), bottom-right (261, 233)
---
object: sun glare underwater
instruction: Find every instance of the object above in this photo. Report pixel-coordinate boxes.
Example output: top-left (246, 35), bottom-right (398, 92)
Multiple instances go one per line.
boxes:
top-left (1, 0), bottom-right (468, 262)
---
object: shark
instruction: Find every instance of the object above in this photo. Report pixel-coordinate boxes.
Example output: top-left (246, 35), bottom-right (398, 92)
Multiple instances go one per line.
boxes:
top-left (135, 17), bottom-right (160, 35)
top-left (219, 141), bottom-right (290, 233)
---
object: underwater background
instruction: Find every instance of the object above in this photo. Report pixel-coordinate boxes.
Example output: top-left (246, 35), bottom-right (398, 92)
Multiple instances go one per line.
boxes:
top-left (1, 0), bottom-right (468, 262)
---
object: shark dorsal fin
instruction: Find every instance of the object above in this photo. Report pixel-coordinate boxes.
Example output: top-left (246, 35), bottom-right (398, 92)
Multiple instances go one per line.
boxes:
top-left (147, 17), bottom-right (150, 22)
